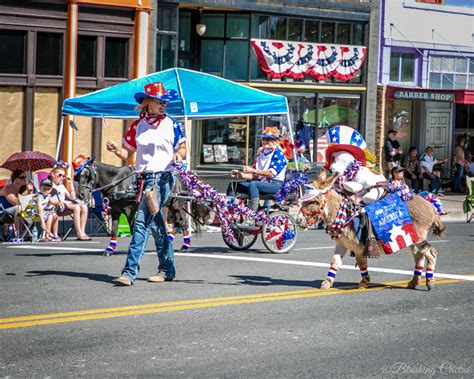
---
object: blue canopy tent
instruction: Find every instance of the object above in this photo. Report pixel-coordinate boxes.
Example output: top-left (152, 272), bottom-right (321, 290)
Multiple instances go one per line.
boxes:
top-left (58, 68), bottom-right (295, 163)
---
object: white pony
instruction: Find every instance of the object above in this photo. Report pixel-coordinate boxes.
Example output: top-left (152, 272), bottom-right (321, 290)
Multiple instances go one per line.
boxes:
top-left (325, 125), bottom-right (386, 204)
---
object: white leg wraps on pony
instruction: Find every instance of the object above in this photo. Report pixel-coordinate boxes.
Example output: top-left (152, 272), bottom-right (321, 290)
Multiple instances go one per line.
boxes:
top-left (326, 254), bottom-right (342, 281)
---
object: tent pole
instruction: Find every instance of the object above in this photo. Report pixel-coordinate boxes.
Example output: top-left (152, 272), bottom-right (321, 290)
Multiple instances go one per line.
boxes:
top-left (183, 115), bottom-right (192, 235)
top-left (55, 115), bottom-right (65, 161)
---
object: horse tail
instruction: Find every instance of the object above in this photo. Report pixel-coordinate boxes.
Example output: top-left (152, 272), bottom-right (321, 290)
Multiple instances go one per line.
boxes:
top-left (431, 215), bottom-right (446, 238)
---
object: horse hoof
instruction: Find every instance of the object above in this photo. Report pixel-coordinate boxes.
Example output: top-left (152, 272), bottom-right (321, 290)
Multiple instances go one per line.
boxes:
top-left (320, 280), bottom-right (332, 291)
top-left (407, 278), bottom-right (421, 289)
top-left (358, 276), bottom-right (371, 289)
top-left (102, 251), bottom-right (112, 257)
top-left (426, 279), bottom-right (435, 291)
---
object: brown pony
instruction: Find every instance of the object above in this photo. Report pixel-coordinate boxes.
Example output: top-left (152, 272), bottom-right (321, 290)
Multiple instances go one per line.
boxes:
top-left (299, 171), bottom-right (445, 291)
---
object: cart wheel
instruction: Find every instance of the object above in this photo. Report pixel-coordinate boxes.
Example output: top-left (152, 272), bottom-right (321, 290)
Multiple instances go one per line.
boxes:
top-left (261, 211), bottom-right (298, 254)
top-left (222, 223), bottom-right (258, 251)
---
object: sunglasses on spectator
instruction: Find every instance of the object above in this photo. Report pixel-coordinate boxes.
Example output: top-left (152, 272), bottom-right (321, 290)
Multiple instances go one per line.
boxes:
top-left (18, 176), bottom-right (27, 180)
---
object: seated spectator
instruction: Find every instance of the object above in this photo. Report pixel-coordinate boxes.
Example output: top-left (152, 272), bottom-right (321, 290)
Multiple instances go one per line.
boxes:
top-left (0, 169), bottom-right (27, 210)
top-left (50, 166), bottom-right (91, 241)
top-left (419, 146), bottom-right (448, 196)
top-left (402, 147), bottom-right (421, 192)
top-left (33, 178), bottom-right (60, 242)
top-left (0, 170), bottom-right (28, 230)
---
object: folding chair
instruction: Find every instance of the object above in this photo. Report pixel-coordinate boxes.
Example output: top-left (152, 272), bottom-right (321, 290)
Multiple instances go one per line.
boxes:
top-left (33, 171), bottom-right (51, 192)
top-left (17, 194), bottom-right (42, 241)
top-left (463, 176), bottom-right (474, 223)
top-left (88, 191), bottom-right (112, 236)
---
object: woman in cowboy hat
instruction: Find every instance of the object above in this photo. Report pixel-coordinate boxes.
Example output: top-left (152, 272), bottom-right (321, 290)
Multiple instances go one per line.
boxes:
top-left (228, 127), bottom-right (288, 212)
top-left (105, 82), bottom-right (186, 286)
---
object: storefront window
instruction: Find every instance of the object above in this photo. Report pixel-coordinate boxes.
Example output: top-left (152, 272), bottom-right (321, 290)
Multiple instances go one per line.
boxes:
top-left (429, 55), bottom-right (474, 90)
top-left (200, 117), bottom-right (254, 166)
top-left (157, 4), bottom-right (178, 70)
top-left (270, 16), bottom-right (287, 40)
top-left (105, 37), bottom-right (128, 78)
top-left (203, 14), bottom-right (225, 37)
top-left (157, 34), bottom-right (177, 71)
top-left (321, 22), bottom-right (335, 43)
top-left (201, 40), bottom-right (224, 76)
top-left (288, 19), bottom-right (302, 41)
top-left (304, 20), bottom-right (319, 42)
top-left (36, 33), bottom-right (62, 75)
top-left (200, 13), bottom-right (249, 80)
top-left (77, 36), bottom-right (96, 77)
top-left (336, 23), bottom-right (350, 44)
top-left (0, 30), bottom-right (26, 74)
top-left (390, 51), bottom-right (416, 84)
top-left (227, 14), bottom-right (249, 38)
top-left (225, 40), bottom-right (248, 80)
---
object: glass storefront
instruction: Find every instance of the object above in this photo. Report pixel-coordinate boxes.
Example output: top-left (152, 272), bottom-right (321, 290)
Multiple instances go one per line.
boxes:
top-left (196, 93), bottom-right (362, 168)
top-left (199, 117), bottom-right (255, 166)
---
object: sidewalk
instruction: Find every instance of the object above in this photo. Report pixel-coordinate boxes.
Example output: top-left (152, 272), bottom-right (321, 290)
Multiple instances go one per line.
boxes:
top-left (438, 193), bottom-right (468, 223)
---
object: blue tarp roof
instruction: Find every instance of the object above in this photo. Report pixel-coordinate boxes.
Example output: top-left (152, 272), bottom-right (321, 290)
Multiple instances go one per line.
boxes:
top-left (62, 68), bottom-right (289, 119)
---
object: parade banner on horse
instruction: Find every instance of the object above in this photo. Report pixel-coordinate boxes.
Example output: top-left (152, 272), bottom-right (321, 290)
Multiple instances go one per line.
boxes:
top-left (365, 193), bottom-right (419, 254)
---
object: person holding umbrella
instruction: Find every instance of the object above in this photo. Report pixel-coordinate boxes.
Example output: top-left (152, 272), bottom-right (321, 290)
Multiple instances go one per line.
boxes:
top-left (105, 82), bottom-right (187, 286)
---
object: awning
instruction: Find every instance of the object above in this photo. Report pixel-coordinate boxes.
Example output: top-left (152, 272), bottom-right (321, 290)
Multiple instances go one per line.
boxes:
top-left (62, 68), bottom-right (289, 119)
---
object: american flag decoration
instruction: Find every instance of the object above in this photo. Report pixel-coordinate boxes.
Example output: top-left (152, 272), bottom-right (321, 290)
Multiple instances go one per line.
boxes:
top-left (102, 114), bottom-right (109, 128)
top-left (365, 193), bottom-right (419, 254)
top-left (251, 39), bottom-right (366, 81)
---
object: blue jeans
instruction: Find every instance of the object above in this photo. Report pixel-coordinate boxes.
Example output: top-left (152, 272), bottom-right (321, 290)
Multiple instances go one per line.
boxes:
top-left (454, 163), bottom-right (464, 192)
top-left (227, 180), bottom-right (281, 200)
top-left (121, 172), bottom-right (175, 282)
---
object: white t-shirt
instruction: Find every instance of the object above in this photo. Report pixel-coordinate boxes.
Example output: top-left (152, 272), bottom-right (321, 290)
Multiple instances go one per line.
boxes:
top-left (123, 114), bottom-right (186, 173)
top-left (52, 183), bottom-right (68, 202)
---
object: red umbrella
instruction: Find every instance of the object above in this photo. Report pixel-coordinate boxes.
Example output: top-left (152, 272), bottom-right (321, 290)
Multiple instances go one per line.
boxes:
top-left (1, 151), bottom-right (56, 172)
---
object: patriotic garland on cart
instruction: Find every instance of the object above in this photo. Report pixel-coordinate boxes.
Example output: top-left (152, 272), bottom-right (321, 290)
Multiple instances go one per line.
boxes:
top-left (173, 162), bottom-right (305, 245)
top-left (251, 38), bottom-right (366, 81)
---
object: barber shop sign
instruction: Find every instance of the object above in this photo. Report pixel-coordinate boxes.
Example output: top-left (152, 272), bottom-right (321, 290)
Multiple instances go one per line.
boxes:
top-left (394, 90), bottom-right (455, 102)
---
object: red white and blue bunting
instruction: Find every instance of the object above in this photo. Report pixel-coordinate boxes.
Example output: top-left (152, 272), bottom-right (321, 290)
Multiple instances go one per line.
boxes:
top-left (251, 38), bottom-right (366, 81)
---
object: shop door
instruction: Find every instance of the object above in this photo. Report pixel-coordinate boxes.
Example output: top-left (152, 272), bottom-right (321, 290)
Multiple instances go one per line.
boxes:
top-left (426, 111), bottom-right (451, 159)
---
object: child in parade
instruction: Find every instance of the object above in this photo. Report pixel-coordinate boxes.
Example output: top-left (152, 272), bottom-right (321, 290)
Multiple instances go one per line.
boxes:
top-left (387, 166), bottom-right (414, 202)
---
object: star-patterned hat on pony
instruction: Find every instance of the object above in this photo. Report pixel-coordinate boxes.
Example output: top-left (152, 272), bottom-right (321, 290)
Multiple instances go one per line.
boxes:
top-left (324, 125), bottom-right (367, 169)
top-left (134, 82), bottom-right (178, 104)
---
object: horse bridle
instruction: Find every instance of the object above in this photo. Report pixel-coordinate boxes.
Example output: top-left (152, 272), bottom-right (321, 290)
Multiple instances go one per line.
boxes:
top-left (77, 162), bottom-right (98, 195)
top-left (300, 187), bottom-right (330, 226)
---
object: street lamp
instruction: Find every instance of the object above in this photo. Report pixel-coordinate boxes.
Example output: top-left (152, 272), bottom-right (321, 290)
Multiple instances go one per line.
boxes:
top-left (196, 8), bottom-right (206, 36)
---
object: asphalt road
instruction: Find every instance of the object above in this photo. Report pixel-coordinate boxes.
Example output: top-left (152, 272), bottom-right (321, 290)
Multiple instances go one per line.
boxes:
top-left (1, 222), bottom-right (473, 378)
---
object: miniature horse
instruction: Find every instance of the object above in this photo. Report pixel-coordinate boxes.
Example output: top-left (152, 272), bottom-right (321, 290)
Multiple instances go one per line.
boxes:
top-left (76, 160), bottom-right (138, 256)
top-left (76, 160), bottom-right (208, 255)
top-left (299, 171), bottom-right (445, 291)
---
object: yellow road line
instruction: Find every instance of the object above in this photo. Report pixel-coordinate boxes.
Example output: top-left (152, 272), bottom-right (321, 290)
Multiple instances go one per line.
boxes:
top-left (0, 278), bottom-right (461, 330)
